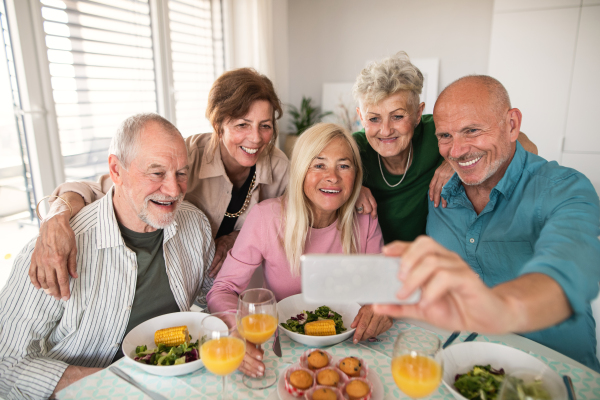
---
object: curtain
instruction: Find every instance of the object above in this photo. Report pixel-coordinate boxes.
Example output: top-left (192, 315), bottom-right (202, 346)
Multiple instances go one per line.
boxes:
top-left (222, 0), bottom-right (275, 80)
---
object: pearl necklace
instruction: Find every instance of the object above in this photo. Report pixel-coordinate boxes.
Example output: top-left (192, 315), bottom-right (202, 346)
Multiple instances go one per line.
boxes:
top-left (378, 142), bottom-right (412, 188)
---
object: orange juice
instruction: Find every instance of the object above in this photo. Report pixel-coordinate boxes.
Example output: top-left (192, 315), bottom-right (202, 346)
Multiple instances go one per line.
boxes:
top-left (200, 336), bottom-right (245, 376)
top-left (239, 314), bottom-right (278, 344)
top-left (391, 354), bottom-right (442, 398)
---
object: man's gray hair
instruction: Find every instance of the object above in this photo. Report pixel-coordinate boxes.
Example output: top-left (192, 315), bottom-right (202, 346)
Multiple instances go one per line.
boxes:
top-left (353, 51), bottom-right (424, 112)
top-left (108, 113), bottom-right (182, 168)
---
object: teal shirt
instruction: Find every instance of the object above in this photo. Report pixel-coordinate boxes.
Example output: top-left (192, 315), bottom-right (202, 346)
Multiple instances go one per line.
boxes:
top-left (353, 115), bottom-right (443, 243)
top-left (427, 142), bottom-right (600, 372)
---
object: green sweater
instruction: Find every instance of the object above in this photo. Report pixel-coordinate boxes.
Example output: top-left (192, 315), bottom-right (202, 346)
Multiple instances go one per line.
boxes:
top-left (353, 115), bottom-right (443, 243)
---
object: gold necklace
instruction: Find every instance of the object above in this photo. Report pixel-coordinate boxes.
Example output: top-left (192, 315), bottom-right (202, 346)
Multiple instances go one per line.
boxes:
top-left (378, 142), bottom-right (412, 188)
top-left (224, 171), bottom-right (257, 218)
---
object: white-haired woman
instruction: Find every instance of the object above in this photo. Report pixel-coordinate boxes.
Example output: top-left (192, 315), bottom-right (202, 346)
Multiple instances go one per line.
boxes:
top-left (353, 51), bottom-right (537, 243)
top-left (207, 123), bottom-right (386, 377)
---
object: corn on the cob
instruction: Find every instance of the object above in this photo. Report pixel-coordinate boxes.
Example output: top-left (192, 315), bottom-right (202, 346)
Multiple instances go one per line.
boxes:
top-left (304, 319), bottom-right (336, 336)
top-left (154, 325), bottom-right (190, 346)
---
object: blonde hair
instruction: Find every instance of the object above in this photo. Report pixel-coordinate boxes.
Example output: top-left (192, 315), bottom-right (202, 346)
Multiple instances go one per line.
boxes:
top-left (353, 51), bottom-right (424, 113)
top-left (282, 123), bottom-right (363, 277)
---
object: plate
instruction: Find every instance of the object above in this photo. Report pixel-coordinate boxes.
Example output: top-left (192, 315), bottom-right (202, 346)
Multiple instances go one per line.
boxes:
top-left (122, 311), bottom-right (212, 376)
top-left (442, 342), bottom-right (567, 400)
top-left (276, 357), bottom-right (384, 400)
top-left (278, 294), bottom-right (361, 347)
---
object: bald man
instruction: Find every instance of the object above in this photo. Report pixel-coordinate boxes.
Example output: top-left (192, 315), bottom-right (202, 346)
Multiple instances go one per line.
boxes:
top-left (375, 75), bottom-right (600, 372)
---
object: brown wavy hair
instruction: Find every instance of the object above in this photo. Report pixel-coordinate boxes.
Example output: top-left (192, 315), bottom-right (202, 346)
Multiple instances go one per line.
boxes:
top-left (205, 68), bottom-right (283, 157)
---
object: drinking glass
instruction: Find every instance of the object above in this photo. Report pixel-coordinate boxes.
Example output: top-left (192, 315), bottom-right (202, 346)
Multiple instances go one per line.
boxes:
top-left (200, 311), bottom-right (246, 400)
top-left (237, 288), bottom-right (278, 389)
top-left (391, 330), bottom-right (443, 398)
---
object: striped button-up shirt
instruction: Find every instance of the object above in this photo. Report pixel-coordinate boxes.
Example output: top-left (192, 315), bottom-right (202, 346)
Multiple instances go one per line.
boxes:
top-left (0, 189), bottom-right (214, 399)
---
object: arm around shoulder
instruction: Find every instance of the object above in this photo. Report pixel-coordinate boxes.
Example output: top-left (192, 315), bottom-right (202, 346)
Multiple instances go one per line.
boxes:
top-left (363, 214), bottom-right (384, 254)
top-left (52, 175), bottom-right (111, 207)
top-left (517, 132), bottom-right (538, 155)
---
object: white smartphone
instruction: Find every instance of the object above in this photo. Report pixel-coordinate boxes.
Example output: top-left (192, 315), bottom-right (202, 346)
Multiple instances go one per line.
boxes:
top-left (300, 254), bottom-right (420, 305)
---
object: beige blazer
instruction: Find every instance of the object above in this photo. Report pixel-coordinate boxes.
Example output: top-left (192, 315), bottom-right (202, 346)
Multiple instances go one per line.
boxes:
top-left (54, 132), bottom-right (290, 238)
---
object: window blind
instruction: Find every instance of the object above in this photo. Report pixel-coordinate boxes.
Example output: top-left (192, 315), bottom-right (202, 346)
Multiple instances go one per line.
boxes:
top-left (0, 0), bottom-right (36, 219)
top-left (40, 0), bottom-right (158, 181)
top-left (168, 0), bottom-right (223, 137)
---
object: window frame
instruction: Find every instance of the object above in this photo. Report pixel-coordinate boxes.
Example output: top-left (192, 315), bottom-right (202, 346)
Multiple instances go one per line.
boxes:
top-left (5, 0), bottom-right (225, 199)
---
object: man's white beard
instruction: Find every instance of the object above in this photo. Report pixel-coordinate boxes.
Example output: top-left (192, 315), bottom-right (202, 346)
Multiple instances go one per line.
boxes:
top-left (133, 191), bottom-right (183, 229)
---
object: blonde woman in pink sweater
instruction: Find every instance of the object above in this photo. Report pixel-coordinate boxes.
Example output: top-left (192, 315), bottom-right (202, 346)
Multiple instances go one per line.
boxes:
top-left (207, 122), bottom-right (388, 378)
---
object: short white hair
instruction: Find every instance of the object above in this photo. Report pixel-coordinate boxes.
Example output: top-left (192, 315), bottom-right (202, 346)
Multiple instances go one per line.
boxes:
top-left (108, 113), bottom-right (181, 168)
top-left (353, 51), bottom-right (424, 112)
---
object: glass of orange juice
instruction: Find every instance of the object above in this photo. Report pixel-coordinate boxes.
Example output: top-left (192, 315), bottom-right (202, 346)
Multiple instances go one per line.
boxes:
top-left (200, 311), bottom-right (246, 400)
top-left (237, 288), bottom-right (278, 389)
top-left (391, 330), bottom-right (443, 398)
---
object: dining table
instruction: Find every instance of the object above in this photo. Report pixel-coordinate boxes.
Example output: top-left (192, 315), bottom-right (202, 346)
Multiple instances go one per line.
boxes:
top-left (57, 317), bottom-right (600, 400)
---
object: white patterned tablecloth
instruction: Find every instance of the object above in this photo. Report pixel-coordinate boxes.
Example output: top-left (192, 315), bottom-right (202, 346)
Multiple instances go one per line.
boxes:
top-left (58, 320), bottom-right (600, 399)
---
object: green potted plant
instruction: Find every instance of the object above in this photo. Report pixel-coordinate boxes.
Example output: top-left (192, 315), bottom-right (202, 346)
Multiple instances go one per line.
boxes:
top-left (284, 96), bottom-right (332, 157)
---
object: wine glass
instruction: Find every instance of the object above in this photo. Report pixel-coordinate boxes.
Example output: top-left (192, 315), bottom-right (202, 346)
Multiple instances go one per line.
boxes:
top-left (200, 311), bottom-right (246, 400)
top-left (237, 288), bottom-right (278, 389)
top-left (391, 330), bottom-right (443, 398)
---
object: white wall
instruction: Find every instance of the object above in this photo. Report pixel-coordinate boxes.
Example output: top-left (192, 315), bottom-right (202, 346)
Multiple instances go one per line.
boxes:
top-left (488, 0), bottom-right (600, 194)
top-left (286, 0), bottom-right (495, 121)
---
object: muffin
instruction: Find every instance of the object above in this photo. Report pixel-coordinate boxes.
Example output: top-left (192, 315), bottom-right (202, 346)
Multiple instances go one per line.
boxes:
top-left (310, 387), bottom-right (338, 400)
top-left (316, 368), bottom-right (340, 387)
top-left (306, 350), bottom-right (329, 370)
top-left (338, 357), bottom-right (362, 377)
top-left (305, 385), bottom-right (343, 400)
top-left (344, 379), bottom-right (371, 400)
top-left (290, 369), bottom-right (313, 390)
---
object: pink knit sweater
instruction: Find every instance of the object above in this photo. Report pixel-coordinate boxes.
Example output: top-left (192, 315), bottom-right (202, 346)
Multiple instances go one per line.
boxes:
top-left (207, 197), bottom-right (384, 313)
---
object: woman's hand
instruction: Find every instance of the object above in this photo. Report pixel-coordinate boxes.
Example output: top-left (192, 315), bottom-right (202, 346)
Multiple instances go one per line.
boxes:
top-left (350, 305), bottom-right (393, 343)
top-left (29, 211), bottom-right (78, 301)
top-left (209, 231), bottom-right (240, 278)
top-left (29, 192), bottom-right (85, 300)
top-left (238, 340), bottom-right (265, 377)
top-left (355, 186), bottom-right (378, 218)
top-left (428, 160), bottom-right (454, 208)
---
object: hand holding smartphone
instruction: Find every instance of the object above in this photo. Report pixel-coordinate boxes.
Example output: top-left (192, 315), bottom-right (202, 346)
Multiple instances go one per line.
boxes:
top-left (301, 254), bottom-right (420, 305)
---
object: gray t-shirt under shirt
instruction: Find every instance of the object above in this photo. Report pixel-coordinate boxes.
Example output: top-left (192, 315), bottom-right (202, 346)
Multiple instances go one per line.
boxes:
top-left (112, 222), bottom-right (180, 362)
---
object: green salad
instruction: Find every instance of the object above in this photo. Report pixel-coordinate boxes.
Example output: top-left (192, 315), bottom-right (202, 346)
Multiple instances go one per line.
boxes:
top-left (454, 365), bottom-right (506, 400)
top-left (454, 365), bottom-right (552, 400)
top-left (134, 336), bottom-right (205, 366)
top-left (279, 306), bottom-right (346, 335)
top-left (499, 376), bottom-right (552, 400)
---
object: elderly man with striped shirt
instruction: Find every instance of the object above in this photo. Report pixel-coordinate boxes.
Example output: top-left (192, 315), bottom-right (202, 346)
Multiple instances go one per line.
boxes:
top-left (0, 113), bottom-right (215, 399)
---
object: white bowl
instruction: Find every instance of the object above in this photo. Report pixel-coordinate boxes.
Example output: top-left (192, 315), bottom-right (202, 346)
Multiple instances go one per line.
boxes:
top-left (277, 294), bottom-right (361, 347)
top-left (442, 342), bottom-right (567, 400)
top-left (122, 311), bottom-right (211, 376)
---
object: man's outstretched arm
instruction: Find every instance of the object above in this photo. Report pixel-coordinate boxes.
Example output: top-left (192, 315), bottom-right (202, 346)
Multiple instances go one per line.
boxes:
top-left (373, 237), bottom-right (572, 334)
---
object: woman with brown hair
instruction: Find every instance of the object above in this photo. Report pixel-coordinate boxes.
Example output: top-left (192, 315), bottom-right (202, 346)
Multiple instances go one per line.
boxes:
top-left (28, 68), bottom-right (289, 298)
